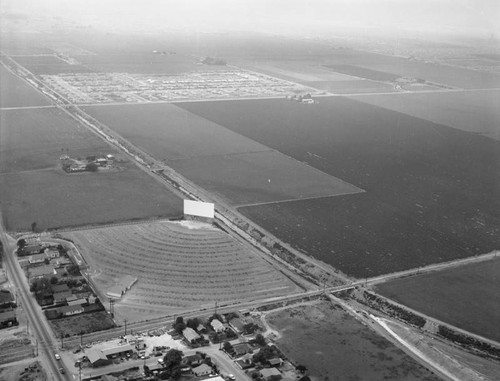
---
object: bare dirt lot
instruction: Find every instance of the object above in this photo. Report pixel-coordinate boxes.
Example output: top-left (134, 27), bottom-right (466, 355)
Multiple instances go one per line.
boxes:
top-left (266, 301), bottom-right (441, 381)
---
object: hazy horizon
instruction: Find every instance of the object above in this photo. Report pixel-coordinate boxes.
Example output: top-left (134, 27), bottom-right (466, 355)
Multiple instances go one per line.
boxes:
top-left (1, 0), bottom-right (499, 40)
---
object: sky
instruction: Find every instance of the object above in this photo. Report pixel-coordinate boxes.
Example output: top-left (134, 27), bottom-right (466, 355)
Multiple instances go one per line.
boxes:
top-left (1, 0), bottom-right (499, 39)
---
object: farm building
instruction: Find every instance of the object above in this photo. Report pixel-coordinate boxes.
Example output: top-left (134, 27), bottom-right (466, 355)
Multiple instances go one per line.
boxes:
top-left (192, 364), bottom-right (212, 377)
top-left (210, 319), bottom-right (225, 333)
top-left (87, 349), bottom-right (112, 367)
top-left (0, 290), bottom-right (15, 309)
top-left (182, 327), bottom-right (201, 344)
top-left (260, 368), bottom-right (282, 381)
top-left (0, 310), bottom-right (18, 328)
top-left (58, 304), bottom-right (84, 316)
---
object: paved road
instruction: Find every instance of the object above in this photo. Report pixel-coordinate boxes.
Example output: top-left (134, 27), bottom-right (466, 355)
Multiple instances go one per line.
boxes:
top-left (0, 212), bottom-right (69, 381)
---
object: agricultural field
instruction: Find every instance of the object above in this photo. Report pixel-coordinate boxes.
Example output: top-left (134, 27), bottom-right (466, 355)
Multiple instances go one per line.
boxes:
top-left (85, 103), bottom-right (360, 206)
top-left (375, 257), bottom-right (500, 342)
top-left (351, 89), bottom-right (500, 140)
top-left (0, 168), bottom-right (182, 231)
top-left (0, 66), bottom-right (51, 108)
top-left (83, 103), bottom-right (270, 161)
top-left (64, 221), bottom-right (301, 322)
top-left (0, 108), bottom-right (113, 173)
top-left (180, 97), bottom-right (500, 277)
top-left (324, 64), bottom-right (401, 82)
top-left (266, 301), bottom-right (441, 381)
top-left (168, 151), bottom-right (362, 206)
top-left (303, 79), bottom-right (396, 94)
top-left (0, 107), bottom-right (183, 231)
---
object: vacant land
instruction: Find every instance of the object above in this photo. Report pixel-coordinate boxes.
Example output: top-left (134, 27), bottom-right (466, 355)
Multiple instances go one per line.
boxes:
top-left (0, 108), bottom-right (113, 173)
top-left (376, 257), bottom-right (500, 342)
top-left (0, 66), bottom-right (50, 108)
top-left (267, 301), bottom-right (441, 381)
top-left (352, 89), bottom-right (500, 140)
top-left (65, 221), bottom-right (301, 322)
top-left (180, 97), bottom-right (500, 277)
top-left (0, 168), bottom-right (182, 231)
top-left (49, 311), bottom-right (115, 337)
top-left (169, 151), bottom-right (362, 206)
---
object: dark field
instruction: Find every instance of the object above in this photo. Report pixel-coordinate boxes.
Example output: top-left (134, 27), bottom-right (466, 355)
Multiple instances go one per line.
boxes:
top-left (304, 79), bottom-right (396, 94)
top-left (0, 168), bottom-right (182, 231)
top-left (324, 64), bottom-right (400, 82)
top-left (168, 150), bottom-right (362, 206)
top-left (180, 97), bottom-right (500, 277)
top-left (0, 108), bottom-right (114, 173)
top-left (376, 258), bottom-right (500, 342)
top-left (267, 301), bottom-right (441, 381)
top-left (352, 89), bottom-right (500, 140)
top-left (49, 311), bottom-right (115, 337)
top-left (0, 66), bottom-right (51, 108)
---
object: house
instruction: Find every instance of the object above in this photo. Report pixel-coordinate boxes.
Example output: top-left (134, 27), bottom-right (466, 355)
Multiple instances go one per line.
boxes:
top-left (28, 253), bottom-right (50, 265)
top-left (192, 364), bottom-right (211, 377)
top-left (0, 290), bottom-right (15, 309)
top-left (268, 358), bottom-right (283, 367)
top-left (45, 309), bottom-right (61, 320)
top-left (182, 327), bottom-right (201, 344)
top-left (0, 309), bottom-right (17, 328)
top-left (233, 342), bottom-right (252, 357)
top-left (229, 317), bottom-right (245, 333)
top-left (28, 265), bottom-right (55, 279)
top-left (44, 248), bottom-right (60, 258)
top-left (58, 304), bottom-right (84, 316)
top-left (182, 353), bottom-right (204, 367)
top-left (197, 323), bottom-right (207, 333)
top-left (210, 319), bottom-right (225, 333)
top-left (87, 349), bottom-right (112, 367)
top-left (68, 297), bottom-right (87, 306)
top-left (260, 368), bottom-right (282, 381)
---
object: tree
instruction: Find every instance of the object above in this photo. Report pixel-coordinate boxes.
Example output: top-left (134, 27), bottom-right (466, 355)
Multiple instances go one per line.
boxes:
top-left (31, 222), bottom-right (37, 232)
top-left (255, 333), bottom-right (266, 346)
top-left (174, 322), bottom-right (186, 334)
top-left (163, 349), bottom-right (183, 370)
top-left (50, 276), bottom-right (58, 285)
top-left (17, 239), bottom-right (27, 248)
top-left (296, 365), bottom-right (307, 373)
top-left (67, 264), bottom-right (80, 276)
top-left (85, 162), bottom-right (98, 172)
top-left (223, 341), bottom-right (233, 352)
top-left (186, 317), bottom-right (200, 330)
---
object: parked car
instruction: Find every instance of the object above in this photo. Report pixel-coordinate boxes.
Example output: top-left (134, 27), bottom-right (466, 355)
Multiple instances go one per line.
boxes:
top-left (55, 353), bottom-right (61, 360)
top-left (59, 368), bottom-right (65, 374)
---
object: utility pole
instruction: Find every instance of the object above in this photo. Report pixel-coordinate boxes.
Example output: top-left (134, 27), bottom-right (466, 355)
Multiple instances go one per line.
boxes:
top-left (61, 333), bottom-right (64, 349)
top-left (214, 300), bottom-right (218, 315)
top-left (109, 299), bottom-right (114, 318)
top-left (124, 319), bottom-right (128, 336)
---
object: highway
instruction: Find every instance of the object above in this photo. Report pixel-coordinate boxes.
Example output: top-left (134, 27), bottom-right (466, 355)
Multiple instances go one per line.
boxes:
top-left (0, 212), bottom-right (69, 381)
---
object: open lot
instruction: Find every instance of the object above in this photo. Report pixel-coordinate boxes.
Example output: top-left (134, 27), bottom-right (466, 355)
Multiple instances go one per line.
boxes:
top-left (0, 108), bottom-right (113, 173)
top-left (180, 97), bottom-right (500, 277)
top-left (375, 257), bottom-right (500, 342)
top-left (64, 221), bottom-right (301, 322)
top-left (49, 311), bottom-right (115, 337)
top-left (0, 66), bottom-right (51, 108)
top-left (266, 301), bottom-right (441, 381)
top-left (351, 89), bottom-right (500, 140)
top-left (0, 168), bottom-right (182, 231)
